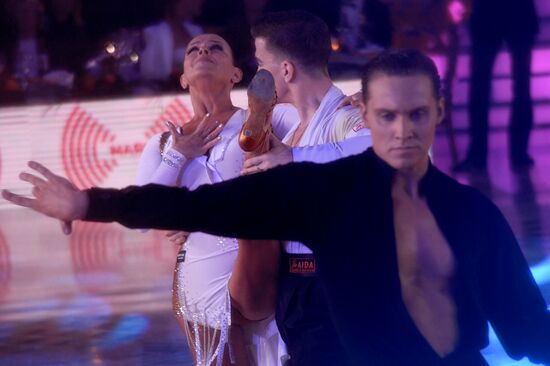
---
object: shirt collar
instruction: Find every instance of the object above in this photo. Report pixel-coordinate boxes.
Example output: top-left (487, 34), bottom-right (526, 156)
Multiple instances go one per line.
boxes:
top-left (365, 147), bottom-right (436, 197)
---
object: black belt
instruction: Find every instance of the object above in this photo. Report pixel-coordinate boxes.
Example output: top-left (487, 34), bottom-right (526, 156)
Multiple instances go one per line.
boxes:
top-left (284, 253), bottom-right (318, 276)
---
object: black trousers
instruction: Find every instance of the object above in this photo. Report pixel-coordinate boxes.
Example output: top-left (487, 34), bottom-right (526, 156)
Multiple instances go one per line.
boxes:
top-left (467, 31), bottom-right (535, 164)
top-left (275, 254), bottom-right (350, 366)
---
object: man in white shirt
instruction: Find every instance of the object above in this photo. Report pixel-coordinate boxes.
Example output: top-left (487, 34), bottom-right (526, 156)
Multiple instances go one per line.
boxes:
top-left (230, 10), bottom-right (372, 365)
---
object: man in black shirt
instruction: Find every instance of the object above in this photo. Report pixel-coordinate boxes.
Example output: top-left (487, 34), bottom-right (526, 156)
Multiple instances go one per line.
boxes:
top-left (3, 49), bottom-right (550, 365)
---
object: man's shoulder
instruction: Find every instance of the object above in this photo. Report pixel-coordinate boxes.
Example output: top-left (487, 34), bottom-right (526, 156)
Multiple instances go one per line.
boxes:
top-left (310, 148), bottom-right (371, 173)
top-left (333, 105), bottom-right (362, 120)
top-left (430, 166), bottom-right (497, 212)
top-left (285, 151), bottom-right (372, 195)
top-left (330, 106), bottom-right (367, 137)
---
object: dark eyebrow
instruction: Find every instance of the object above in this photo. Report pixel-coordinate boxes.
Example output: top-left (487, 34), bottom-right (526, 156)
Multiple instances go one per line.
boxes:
top-left (374, 108), bottom-right (395, 114)
top-left (187, 40), bottom-right (224, 49)
top-left (409, 106), bottom-right (429, 113)
top-left (208, 41), bottom-right (224, 47)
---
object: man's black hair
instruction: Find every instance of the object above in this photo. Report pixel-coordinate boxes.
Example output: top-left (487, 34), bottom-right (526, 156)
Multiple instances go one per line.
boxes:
top-left (361, 48), bottom-right (442, 101)
top-left (251, 10), bottom-right (331, 74)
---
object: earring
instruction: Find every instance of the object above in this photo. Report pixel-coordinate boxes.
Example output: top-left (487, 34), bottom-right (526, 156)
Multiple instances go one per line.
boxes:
top-left (180, 75), bottom-right (189, 89)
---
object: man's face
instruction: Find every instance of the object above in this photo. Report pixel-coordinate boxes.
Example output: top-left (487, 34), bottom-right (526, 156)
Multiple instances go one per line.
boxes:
top-left (254, 37), bottom-right (290, 103)
top-left (362, 74), bottom-right (444, 176)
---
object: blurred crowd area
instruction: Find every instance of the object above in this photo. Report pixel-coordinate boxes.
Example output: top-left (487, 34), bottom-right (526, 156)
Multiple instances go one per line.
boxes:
top-left (0, 0), bottom-right (466, 106)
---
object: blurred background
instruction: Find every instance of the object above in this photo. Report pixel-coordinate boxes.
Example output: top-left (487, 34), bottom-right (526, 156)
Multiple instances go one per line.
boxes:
top-left (0, 1), bottom-right (549, 365)
top-left (0, 0), bottom-right (548, 127)
top-left (0, 0), bottom-right (543, 101)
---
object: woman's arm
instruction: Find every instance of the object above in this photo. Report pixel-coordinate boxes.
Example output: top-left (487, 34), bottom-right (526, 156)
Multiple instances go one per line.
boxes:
top-left (136, 133), bottom-right (186, 186)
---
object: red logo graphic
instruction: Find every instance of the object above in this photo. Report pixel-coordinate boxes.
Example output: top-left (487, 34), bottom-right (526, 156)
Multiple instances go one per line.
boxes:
top-left (61, 98), bottom-right (192, 189)
top-left (0, 230), bottom-right (11, 300)
top-left (61, 106), bottom-right (118, 189)
top-left (352, 121), bottom-right (366, 132)
top-left (70, 222), bottom-right (178, 292)
top-left (289, 257), bottom-right (316, 274)
top-left (69, 221), bottom-right (125, 292)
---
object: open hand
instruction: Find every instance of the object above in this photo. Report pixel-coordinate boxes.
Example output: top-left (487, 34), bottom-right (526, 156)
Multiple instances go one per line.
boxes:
top-left (338, 91), bottom-right (363, 109)
top-left (165, 114), bottom-right (223, 159)
top-left (241, 134), bottom-right (292, 175)
top-left (1, 161), bottom-right (87, 233)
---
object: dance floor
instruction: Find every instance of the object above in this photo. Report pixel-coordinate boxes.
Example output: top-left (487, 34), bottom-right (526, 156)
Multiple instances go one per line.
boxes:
top-left (0, 127), bottom-right (549, 366)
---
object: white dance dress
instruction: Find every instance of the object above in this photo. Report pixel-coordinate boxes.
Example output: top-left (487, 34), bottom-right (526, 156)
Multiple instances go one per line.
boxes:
top-left (136, 106), bottom-right (297, 365)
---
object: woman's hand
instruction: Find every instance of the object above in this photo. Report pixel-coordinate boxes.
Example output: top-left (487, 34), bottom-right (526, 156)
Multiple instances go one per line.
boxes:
top-left (241, 134), bottom-right (291, 175)
top-left (338, 91), bottom-right (363, 109)
top-left (166, 230), bottom-right (190, 246)
top-left (165, 114), bottom-right (223, 159)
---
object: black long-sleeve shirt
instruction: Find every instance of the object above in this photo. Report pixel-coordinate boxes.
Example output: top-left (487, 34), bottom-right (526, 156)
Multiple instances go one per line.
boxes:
top-left (86, 148), bottom-right (550, 365)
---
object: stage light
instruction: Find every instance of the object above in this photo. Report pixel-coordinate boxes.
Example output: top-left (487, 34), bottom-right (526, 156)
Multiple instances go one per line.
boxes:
top-left (331, 37), bottom-right (341, 52)
top-left (105, 43), bottom-right (116, 55)
top-left (130, 53), bottom-right (139, 63)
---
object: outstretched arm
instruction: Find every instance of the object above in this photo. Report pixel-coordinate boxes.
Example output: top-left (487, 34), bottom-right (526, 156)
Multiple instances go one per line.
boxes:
top-left (292, 107), bottom-right (372, 163)
top-left (3, 160), bottom-right (326, 243)
top-left (241, 133), bottom-right (373, 175)
top-left (2, 161), bottom-right (88, 225)
top-left (242, 105), bottom-right (372, 173)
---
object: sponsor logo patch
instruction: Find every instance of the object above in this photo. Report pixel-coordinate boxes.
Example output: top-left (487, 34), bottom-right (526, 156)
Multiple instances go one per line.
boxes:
top-left (352, 122), bottom-right (366, 132)
top-left (289, 257), bottom-right (316, 274)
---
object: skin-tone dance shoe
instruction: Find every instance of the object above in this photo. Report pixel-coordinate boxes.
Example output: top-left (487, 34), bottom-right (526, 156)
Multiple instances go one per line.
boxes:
top-left (239, 69), bottom-right (277, 152)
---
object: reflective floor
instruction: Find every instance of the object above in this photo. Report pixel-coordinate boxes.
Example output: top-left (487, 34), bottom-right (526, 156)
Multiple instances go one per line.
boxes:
top-left (1, 128), bottom-right (550, 366)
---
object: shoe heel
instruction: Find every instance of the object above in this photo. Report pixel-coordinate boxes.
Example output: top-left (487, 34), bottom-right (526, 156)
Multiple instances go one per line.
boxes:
top-left (239, 70), bottom-right (276, 152)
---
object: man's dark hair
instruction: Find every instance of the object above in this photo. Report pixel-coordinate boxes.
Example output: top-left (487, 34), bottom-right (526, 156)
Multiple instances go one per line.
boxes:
top-left (361, 48), bottom-right (442, 101)
top-left (251, 10), bottom-right (331, 74)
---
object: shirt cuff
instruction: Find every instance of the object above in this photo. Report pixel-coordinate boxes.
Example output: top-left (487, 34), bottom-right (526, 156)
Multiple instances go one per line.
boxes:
top-left (162, 148), bottom-right (187, 169)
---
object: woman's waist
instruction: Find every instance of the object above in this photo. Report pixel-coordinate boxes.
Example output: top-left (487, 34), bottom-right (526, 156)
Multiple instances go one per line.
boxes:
top-left (183, 232), bottom-right (239, 258)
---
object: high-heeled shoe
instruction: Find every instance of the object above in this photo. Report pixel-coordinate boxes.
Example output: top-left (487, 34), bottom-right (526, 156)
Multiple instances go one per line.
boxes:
top-left (239, 69), bottom-right (277, 152)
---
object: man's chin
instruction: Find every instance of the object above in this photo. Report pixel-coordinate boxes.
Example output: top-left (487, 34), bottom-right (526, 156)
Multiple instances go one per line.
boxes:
top-left (387, 158), bottom-right (417, 172)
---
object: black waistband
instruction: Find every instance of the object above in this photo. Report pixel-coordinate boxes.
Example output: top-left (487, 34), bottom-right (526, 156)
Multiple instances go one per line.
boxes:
top-left (283, 253), bottom-right (318, 276)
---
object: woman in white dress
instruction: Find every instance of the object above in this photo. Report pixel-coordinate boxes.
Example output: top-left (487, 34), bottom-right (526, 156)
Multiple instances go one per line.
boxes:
top-left (136, 33), bottom-right (296, 366)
